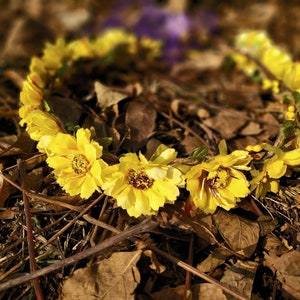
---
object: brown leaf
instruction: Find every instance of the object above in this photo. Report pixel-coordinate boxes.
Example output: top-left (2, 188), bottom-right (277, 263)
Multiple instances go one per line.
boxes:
top-left (195, 283), bottom-right (227, 300)
top-left (0, 174), bottom-right (11, 207)
top-left (95, 81), bottom-right (128, 109)
top-left (152, 285), bottom-right (191, 300)
top-left (264, 251), bottom-right (300, 299)
top-left (197, 248), bottom-right (232, 273)
top-left (125, 100), bottom-right (157, 152)
top-left (263, 233), bottom-right (290, 256)
top-left (0, 208), bottom-right (17, 219)
top-left (59, 250), bottom-right (142, 300)
top-left (203, 109), bottom-right (248, 139)
top-left (152, 283), bottom-right (227, 300)
top-left (257, 215), bottom-right (277, 237)
top-left (220, 260), bottom-right (258, 299)
top-left (214, 210), bottom-right (260, 257)
top-left (240, 121), bottom-right (262, 136)
top-left (143, 250), bottom-right (166, 274)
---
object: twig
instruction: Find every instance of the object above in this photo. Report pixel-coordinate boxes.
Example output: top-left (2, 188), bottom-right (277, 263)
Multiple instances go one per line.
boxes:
top-left (17, 159), bottom-right (44, 300)
top-left (82, 214), bottom-right (249, 300)
top-left (0, 218), bottom-right (158, 292)
top-left (149, 244), bottom-right (249, 300)
top-left (183, 234), bottom-right (194, 300)
top-left (159, 111), bottom-right (213, 155)
top-left (0, 172), bottom-right (84, 212)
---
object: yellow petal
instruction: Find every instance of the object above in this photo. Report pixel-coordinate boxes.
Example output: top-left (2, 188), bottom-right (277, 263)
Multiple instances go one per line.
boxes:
top-left (154, 180), bottom-right (179, 201)
top-left (226, 177), bottom-right (250, 198)
top-left (283, 148), bottom-right (300, 166)
top-left (267, 160), bottom-right (286, 178)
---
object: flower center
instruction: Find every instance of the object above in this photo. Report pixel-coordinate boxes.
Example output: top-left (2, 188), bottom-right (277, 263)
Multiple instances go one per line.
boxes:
top-left (127, 169), bottom-right (154, 190)
top-left (207, 168), bottom-right (230, 189)
top-left (71, 154), bottom-right (89, 175)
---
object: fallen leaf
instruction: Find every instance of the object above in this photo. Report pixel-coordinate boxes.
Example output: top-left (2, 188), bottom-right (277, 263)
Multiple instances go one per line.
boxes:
top-left (0, 174), bottom-right (11, 207)
top-left (214, 210), bottom-right (260, 257)
top-left (143, 249), bottom-right (166, 274)
top-left (257, 215), bottom-right (277, 237)
top-left (181, 135), bottom-right (203, 155)
top-left (220, 260), bottom-right (258, 299)
top-left (152, 283), bottom-right (227, 300)
top-left (95, 81), bottom-right (128, 109)
top-left (197, 247), bottom-right (232, 273)
top-left (203, 109), bottom-right (248, 139)
top-left (152, 285), bottom-right (191, 300)
top-left (264, 251), bottom-right (300, 299)
top-left (59, 250), bottom-right (142, 300)
top-left (125, 100), bottom-right (157, 152)
top-left (240, 121), bottom-right (262, 136)
top-left (0, 208), bottom-right (16, 219)
top-left (262, 233), bottom-right (290, 256)
top-left (195, 283), bottom-right (227, 300)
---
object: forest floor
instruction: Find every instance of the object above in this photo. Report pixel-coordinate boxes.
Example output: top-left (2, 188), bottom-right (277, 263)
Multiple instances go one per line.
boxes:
top-left (0, 1), bottom-right (299, 299)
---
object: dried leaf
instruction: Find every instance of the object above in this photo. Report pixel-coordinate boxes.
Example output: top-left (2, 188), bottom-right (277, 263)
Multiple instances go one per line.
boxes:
top-left (60, 250), bottom-right (142, 300)
top-left (125, 100), bottom-right (157, 152)
top-left (214, 210), bottom-right (260, 257)
top-left (152, 285), bottom-right (192, 300)
top-left (195, 283), bottom-right (227, 300)
top-left (0, 175), bottom-right (11, 207)
top-left (264, 251), bottom-right (300, 299)
top-left (143, 249), bottom-right (166, 274)
top-left (220, 260), bottom-right (258, 299)
top-left (257, 215), bottom-right (277, 237)
top-left (263, 233), bottom-right (290, 256)
top-left (0, 208), bottom-right (17, 219)
top-left (152, 283), bottom-right (227, 300)
top-left (203, 109), bottom-right (247, 139)
top-left (197, 248), bottom-right (232, 273)
top-left (95, 81), bottom-right (128, 109)
top-left (181, 135), bottom-right (204, 155)
top-left (240, 121), bottom-right (262, 136)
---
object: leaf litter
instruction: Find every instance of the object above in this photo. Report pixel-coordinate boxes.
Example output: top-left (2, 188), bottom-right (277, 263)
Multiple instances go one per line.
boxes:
top-left (0, 1), bottom-right (299, 300)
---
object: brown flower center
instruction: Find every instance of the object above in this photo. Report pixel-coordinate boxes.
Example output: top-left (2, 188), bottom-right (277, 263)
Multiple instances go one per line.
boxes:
top-left (127, 169), bottom-right (154, 190)
top-left (71, 154), bottom-right (89, 175)
top-left (207, 168), bottom-right (230, 189)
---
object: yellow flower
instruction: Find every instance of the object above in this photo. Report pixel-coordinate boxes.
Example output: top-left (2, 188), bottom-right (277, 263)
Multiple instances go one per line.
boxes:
top-left (185, 140), bottom-right (252, 213)
top-left (93, 29), bottom-right (136, 56)
top-left (231, 52), bottom-right (258, 76)
top-left (42, 38), bottom-right (71, 72)
top-left (37, 128), bottom-right (108, 199)
top-left (262, 79), bottom-right (280, 94)
top-left (261, 47), bottom-right (291, 79)
top-left (282, 62), bottom-right (300, 92)
top-left (20, 74), bottom-right (44, 107)
top-left (19, 109), bottom-right (62, 141)
top-left (235, 30), bottom-right (271, 57)
top-left (68, 38), bottom-right (94, 60)
top-left (102, 144), bottom-right (184, 217)
top-left (250, 166), bottom-right (280, 199)
top-left (29, 57), bottom-right (48, 84)
top-left (139, 37), bottom-right (162, 60)
top-left (250, 146), bottom-right (300, 198)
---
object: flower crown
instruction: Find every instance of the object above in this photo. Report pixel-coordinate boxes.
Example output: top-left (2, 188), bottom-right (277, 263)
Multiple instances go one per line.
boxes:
top-left (19, 29), bottom-right (300, 218)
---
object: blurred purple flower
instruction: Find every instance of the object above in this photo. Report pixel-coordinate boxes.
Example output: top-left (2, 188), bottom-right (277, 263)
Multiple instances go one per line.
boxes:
top-left (91, 0), bottom-right (218, 65)
top-left (133, 4), bottom-right (190, 64)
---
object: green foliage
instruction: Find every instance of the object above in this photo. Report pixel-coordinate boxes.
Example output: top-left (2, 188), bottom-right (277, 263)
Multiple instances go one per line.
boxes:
top-left (189, 146), bottom-right (208, 162)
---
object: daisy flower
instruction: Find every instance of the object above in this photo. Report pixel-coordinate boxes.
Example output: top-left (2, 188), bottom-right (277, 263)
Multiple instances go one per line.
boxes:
top-left (102, 144), bottom-right (184, 217)
top-left (185, 140), bottom-right (252, 213)
top-left (37, 128), bottom-right (108, 198)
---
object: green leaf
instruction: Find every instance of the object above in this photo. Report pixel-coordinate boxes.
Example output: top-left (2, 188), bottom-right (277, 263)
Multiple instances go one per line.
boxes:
top-left (283, 95), bottom-right (292, 105)
top-left (292, 91), bottom-right (300, 104)
top-left (189, 146), bottom-right (208, 162)
top-left (281, 120), bottom-right (296, 141)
